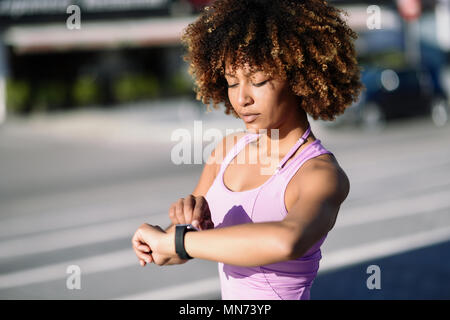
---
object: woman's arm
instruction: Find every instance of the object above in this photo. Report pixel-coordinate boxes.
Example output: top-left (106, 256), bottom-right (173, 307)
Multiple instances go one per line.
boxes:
top-left (135, 162), bottom-right (348, 267)
top-left (132, 152), bottom-right (349, 267)
top-left (134, 221), bottom-right (292, 267)
top-left (171, 221), bottom-right (294, 266)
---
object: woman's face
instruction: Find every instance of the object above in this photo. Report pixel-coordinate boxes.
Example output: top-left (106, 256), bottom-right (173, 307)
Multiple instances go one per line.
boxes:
top-left (224, 63), bottom-right (302, 133)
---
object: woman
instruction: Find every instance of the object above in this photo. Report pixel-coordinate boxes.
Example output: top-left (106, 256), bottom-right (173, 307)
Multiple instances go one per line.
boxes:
top-left (132, 0), bottom-right (363, 300)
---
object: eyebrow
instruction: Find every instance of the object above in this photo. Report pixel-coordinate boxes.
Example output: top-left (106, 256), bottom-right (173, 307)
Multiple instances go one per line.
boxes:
top-left (225, 71), bottom-right (264, 78)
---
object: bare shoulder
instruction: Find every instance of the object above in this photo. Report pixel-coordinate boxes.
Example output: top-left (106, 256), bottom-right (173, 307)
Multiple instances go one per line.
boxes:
top-left (192, 130), bottom-right (247, 197)
top-left (296, 153), bottom-right (350, 204)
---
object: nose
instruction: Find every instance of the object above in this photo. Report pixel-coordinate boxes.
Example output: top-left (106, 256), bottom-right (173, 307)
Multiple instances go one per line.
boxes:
top-left (237, 83), bottom-right (253, 107)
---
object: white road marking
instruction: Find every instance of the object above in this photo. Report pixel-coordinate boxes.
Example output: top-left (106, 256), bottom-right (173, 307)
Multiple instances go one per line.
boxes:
top-left (337, 188), bottom-right (450, 227)
top-left (0, 213), bottom-right (169, 259)
top-left (319, 225), bottom-right (450, 273)
top-left (0, 248), bottom-right (134, 290)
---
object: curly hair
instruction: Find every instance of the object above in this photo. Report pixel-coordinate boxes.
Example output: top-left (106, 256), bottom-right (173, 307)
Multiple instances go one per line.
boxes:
top-left (181, 0), bottom-right (364, 121)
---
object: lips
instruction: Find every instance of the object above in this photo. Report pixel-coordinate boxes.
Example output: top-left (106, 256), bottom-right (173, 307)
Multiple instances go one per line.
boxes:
top-left (241, 113), bottom-right (259, 123)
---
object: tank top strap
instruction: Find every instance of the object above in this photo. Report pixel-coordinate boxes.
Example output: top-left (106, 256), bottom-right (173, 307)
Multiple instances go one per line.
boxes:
top-left (279, 139), bottom-right (334, 182)
top-left (219, 132), bottom-right (259, 173)
top-left (275, 124), bottom-right (311, 173)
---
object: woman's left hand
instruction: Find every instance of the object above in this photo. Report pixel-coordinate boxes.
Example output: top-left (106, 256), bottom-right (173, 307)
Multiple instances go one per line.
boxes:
top-left (131, 223), bottom-right (178, 266)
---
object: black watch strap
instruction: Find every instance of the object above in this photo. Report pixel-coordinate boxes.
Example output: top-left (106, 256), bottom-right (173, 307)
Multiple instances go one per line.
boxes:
top-left (175, 224), bottom-right (197, 260)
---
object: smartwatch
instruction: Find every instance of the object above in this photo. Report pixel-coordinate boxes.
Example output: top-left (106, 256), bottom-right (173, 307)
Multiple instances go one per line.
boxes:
top-left (175, 224), bottom-right (198, 260)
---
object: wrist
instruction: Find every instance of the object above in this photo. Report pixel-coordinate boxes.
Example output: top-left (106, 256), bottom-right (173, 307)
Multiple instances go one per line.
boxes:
top-left (158, 232), bottom-right (176, 258)
top-left (165, 224), bottom-right (175, 233)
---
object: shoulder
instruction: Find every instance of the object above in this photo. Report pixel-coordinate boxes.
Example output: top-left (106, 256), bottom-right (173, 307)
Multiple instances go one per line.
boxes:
top-left (295, 153), bottom-right (350, 205)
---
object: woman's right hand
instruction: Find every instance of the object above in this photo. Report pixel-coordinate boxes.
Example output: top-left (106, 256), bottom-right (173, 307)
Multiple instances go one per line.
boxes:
top-left (168, 195), bottom-right (214, 230)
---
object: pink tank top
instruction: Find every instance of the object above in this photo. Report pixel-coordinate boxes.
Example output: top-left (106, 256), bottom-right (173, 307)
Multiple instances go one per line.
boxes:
top-left (205, 124), bottom-right (334, 300)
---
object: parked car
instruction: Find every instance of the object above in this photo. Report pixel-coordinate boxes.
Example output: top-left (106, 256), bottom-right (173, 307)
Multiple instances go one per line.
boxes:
top-left (331, 65), bottom-right (449, 129)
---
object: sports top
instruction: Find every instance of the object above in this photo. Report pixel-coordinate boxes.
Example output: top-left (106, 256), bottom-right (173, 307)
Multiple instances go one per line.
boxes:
top-left (205, 124), bottom-right (334, 300)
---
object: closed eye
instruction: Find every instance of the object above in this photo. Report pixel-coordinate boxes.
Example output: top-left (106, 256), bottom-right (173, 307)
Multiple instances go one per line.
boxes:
top-left (227, 80), bottom-right (268, 89)
top-left (253, 80), bottom-right (268, 87)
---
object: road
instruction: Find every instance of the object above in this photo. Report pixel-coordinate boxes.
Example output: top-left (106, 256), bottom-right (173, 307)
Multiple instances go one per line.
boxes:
top-left (0, 102), bottom-right (449, 299)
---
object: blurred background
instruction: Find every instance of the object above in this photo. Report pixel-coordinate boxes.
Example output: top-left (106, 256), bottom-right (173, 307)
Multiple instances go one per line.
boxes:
top-left (0, 0), bottom-right (449, 300)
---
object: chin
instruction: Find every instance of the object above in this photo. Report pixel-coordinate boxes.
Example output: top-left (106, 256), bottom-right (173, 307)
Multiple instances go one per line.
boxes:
top-left (245, 119), bottom-right (270, 130)
top-left (244, 123), bottom-right (259, 132)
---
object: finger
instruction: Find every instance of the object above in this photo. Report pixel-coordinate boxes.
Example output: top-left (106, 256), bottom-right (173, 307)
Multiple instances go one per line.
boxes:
top-left (138, 244), bottom-right (151, 253)
top-left (132, 230), bottom-right (152, 263)
top-left (132, 232), bottom-right (141, 247)
top-left (183, 195), bottom-right (195, 223)
top-left (133, 235), bottom-right (152, 256)
top-left (133, 246), bottom-right (153, 263)
top-left (132, 229), bottom-right (147, 249)
top-left (142, 253), bottom-right (153, 264)
top-left (168, 203), bottom-right (178, 225)
top-left (191, 219), bottom-right (200, 229)
top-left (201, 198), bottom-right (211, 219)
top-left (201, 219), bottom-right (215, 230)
top-left (195, 197), bottom-right (213, 230)
top-left (135, 250), bottom-right (152, 263)
top-left (192, 196), bottom-right (205, 226)
top-left (140, 260), bottom-right (146, 267)
top-left (175, 198), bottom-right (186, 224)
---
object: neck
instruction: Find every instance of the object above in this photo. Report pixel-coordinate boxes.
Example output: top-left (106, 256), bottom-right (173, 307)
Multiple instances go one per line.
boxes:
top-left (254, 110), bottom-right (312, 158)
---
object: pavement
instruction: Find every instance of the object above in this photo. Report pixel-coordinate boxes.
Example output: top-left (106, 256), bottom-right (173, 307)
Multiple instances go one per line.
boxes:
top-left (0, 97), bottom-right (450, 300)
